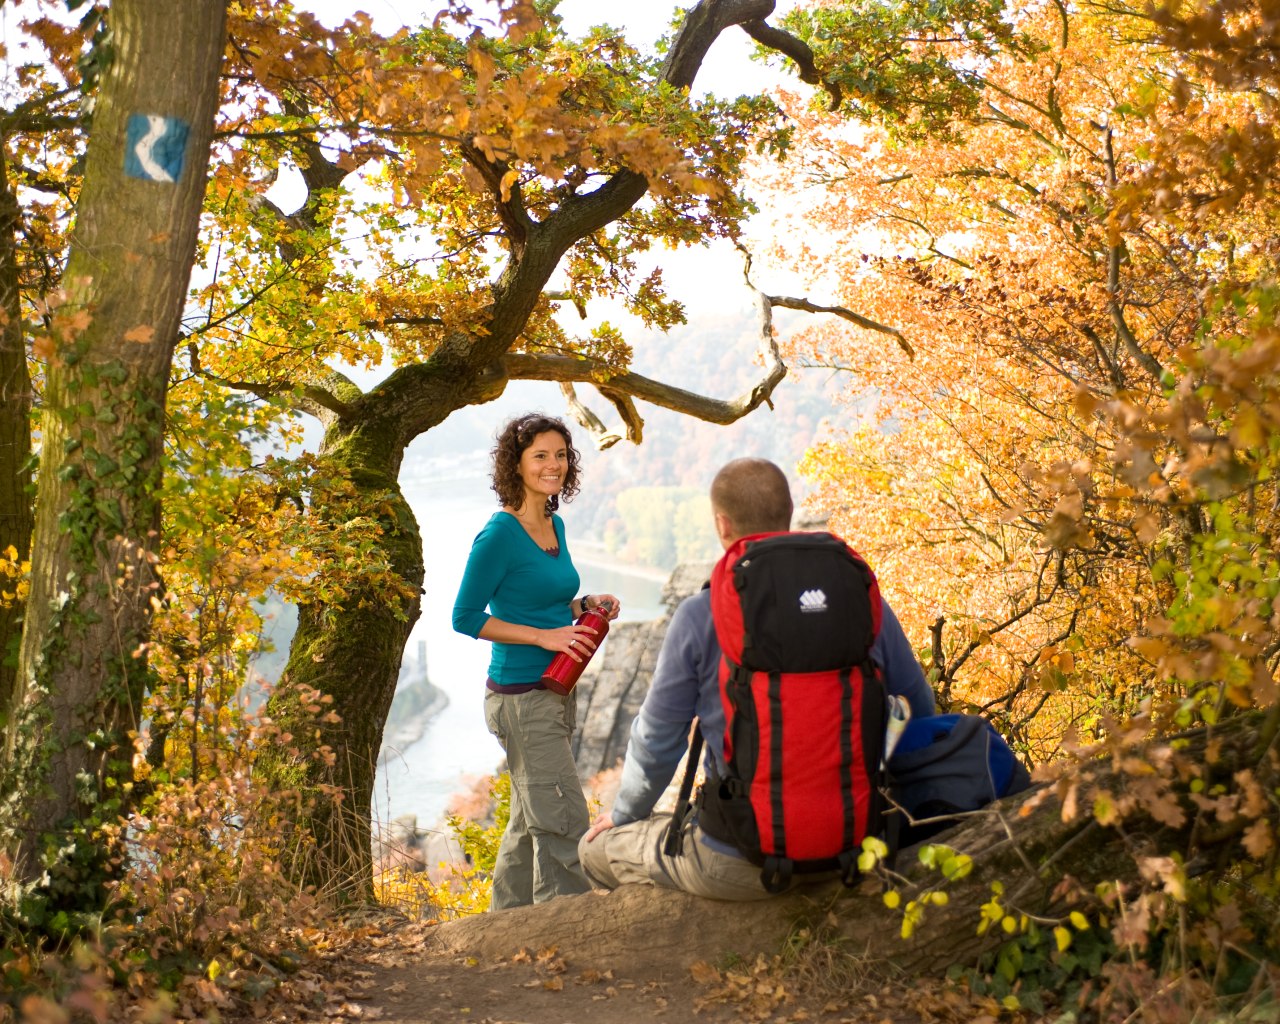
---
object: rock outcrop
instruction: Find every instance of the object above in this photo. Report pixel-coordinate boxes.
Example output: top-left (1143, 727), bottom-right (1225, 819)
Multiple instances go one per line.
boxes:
top-left (571, 562), bottom-right (713, 779)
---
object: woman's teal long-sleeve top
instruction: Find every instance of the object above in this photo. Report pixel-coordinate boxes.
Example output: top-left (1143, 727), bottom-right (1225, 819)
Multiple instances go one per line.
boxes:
top-left (452, 511), bottom-right (581, 685)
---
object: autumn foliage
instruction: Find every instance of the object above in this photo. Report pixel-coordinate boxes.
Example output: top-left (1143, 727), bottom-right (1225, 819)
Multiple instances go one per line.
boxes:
top-left (767, 0), bottom-right (1279, 1010)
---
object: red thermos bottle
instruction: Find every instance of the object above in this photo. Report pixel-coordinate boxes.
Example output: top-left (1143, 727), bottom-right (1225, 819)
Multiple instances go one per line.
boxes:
top-left (541, 600), bottom-right (613, 696)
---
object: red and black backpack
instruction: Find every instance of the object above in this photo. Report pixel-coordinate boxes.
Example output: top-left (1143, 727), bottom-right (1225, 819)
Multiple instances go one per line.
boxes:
top-left (674, 531), bottom-right (891, 893)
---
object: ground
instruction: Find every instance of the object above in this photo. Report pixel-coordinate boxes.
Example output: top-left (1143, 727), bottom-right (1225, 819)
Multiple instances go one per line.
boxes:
top-left (226, 912), bottom-right (1015, 1024)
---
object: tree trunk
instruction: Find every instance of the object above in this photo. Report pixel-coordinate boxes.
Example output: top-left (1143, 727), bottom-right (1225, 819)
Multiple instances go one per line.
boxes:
top-left (258, 413), bottom-right (425, 902)
top-left (6, 0), bottom-right (226, 880)
top-left (0, 142), bottom-right (32, 722)
top-left (432, 714), bottom-right (1278, 977)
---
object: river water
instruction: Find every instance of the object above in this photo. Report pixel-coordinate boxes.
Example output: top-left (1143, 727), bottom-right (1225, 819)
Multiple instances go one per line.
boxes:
top-left (371, 463), bottom-right (666, 834)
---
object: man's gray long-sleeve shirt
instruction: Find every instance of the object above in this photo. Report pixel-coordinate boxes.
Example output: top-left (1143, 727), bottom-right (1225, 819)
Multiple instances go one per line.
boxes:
top-left (610, 588), bottom-right (937, 826)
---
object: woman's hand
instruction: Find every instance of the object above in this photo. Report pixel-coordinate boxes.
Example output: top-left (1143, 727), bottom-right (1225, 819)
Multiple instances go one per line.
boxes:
top-left (589, 593), bottom-right (622, 621)
top-left (538, 622), bottom-right (601, 662)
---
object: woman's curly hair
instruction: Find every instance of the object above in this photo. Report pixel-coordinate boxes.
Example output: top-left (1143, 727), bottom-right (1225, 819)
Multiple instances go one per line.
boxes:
top-left (490, 413), bottom-right (581, 516)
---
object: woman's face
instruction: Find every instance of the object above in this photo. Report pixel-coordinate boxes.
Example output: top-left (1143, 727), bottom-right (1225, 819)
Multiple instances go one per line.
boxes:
top-left (517, 430), bottom-right (569, 505)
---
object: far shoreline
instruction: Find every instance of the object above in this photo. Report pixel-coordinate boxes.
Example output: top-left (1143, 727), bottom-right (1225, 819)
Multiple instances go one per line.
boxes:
top-left (571, 541), bottom-right (673, 584)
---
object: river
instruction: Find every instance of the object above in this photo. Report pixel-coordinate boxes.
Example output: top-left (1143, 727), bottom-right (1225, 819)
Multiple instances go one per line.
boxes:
top-left (371, 461), bottom-right (667, 834)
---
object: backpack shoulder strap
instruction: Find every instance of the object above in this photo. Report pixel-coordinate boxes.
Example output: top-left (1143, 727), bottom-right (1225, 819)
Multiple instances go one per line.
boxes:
top-left (661, 722), bottom-right (704, 857)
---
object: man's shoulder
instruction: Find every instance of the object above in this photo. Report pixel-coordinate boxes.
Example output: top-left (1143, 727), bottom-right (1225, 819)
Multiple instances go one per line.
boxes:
top-left (659, 588), bottom-right (715, 657)
top-left (672, 586), bottom-right (712, 622)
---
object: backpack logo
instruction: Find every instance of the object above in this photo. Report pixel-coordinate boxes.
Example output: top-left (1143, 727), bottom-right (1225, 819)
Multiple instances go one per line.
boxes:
top-left (798, 588), bottom-right (828, 613)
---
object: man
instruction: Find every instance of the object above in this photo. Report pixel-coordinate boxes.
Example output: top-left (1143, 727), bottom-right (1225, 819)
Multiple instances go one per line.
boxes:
top-left (579, 458), bottom-right (936, 900)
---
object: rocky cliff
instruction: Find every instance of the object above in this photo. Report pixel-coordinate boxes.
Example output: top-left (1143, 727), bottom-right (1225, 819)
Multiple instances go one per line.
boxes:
top-left (571, 561), bottom-right (713, 779)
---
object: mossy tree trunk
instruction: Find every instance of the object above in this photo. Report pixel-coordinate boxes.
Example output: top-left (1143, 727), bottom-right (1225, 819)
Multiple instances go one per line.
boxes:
top-left (6, 0), bottom-right (226, 881)
top-left (0, 142), bottom-right (32, 723)
top-left (259, 368), bottom-right (505, 900)
top-left (261, 421), bottom-right (422, 901)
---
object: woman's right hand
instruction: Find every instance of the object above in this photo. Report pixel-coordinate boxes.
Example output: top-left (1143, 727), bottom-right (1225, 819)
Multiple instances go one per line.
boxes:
top-left (539, 622), bottom-right (600, 663)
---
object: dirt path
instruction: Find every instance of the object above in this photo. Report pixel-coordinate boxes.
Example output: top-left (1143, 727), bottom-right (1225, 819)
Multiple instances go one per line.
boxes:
top-left (231, 915), bottom-right (1004, 1024)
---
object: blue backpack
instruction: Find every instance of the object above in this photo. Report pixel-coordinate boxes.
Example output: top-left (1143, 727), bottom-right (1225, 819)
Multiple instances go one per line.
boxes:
top-left (888, 714), bottom-right (1032, 846)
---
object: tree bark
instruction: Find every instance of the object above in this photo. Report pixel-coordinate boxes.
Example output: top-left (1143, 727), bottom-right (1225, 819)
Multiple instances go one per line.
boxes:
top-left (0, 141), bottom-right (32, 723)
top-left (6, 0), bottom-right (226, 879)
top-left (257, 371), bottom-right (505, 901)
top-left (430, 714), bottom-right (1278, 977)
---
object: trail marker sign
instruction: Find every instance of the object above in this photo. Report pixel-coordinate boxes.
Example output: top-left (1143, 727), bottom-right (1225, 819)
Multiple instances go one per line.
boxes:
top-left (124, 114), bottom-right (190, 184)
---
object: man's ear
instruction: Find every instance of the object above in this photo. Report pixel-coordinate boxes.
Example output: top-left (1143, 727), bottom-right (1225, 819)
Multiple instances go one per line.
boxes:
top-left (713, 510), bottom-right (735, 549)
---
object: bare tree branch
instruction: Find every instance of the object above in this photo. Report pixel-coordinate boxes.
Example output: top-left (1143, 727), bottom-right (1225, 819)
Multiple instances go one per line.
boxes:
top-left (735, 242), bottom-right (912, 357)
top-left (769, 295), bottom-right (914, 357)
top-left (560, 382), bottom-right (624, 449)
top-left (503, 351), bottom-right (785, 426)
top-left (598, 385), bottom-right (645, 443)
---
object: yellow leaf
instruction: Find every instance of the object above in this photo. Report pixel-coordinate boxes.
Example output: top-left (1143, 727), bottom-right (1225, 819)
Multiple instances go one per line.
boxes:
top-left (1070, 911), bottom-right (1090, 930)
top-left (1093, 795), bottom-right (1118, 826)
top-left (883, 890), bottom-right (901, 909)
top-left (123, 324), bottom-right (155, 344)
top-left (1054, 927), bottom-right (1072, 952)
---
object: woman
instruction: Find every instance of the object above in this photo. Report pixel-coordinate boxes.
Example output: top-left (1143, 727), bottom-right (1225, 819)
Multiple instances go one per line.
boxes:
top-left (452, 413), bottom-right (621, 909)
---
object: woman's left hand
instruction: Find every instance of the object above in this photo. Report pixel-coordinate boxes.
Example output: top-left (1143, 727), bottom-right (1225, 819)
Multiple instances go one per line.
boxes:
top-left (592, 593), bottom-right (622, 620)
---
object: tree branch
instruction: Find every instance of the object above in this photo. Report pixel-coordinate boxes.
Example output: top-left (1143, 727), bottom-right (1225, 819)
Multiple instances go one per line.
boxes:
top-left (559, 382), bottom-right (625, 449)
top-left (185, 342), bottom-right (357, 426)
top-left (280, 96), bottom-right (348, 214)
top-left (547, 290), bottom-right (588, 319)
top-left (503, 350), bottom-right (784, 426)
top-left (767, 295), bottom-right (913, 358)
top-left (461, 140), bottom-right (534, 252)
top-left (598, 385), bottom-right (645, 443)
top-left (740, 18), bottom-right (842, 110)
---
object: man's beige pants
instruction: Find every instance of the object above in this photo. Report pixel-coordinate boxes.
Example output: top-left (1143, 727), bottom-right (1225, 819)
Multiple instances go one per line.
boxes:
top-left (484, 687), bottom-right (591, 909)
top-left (578, 812), bottom-right (775, 900)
